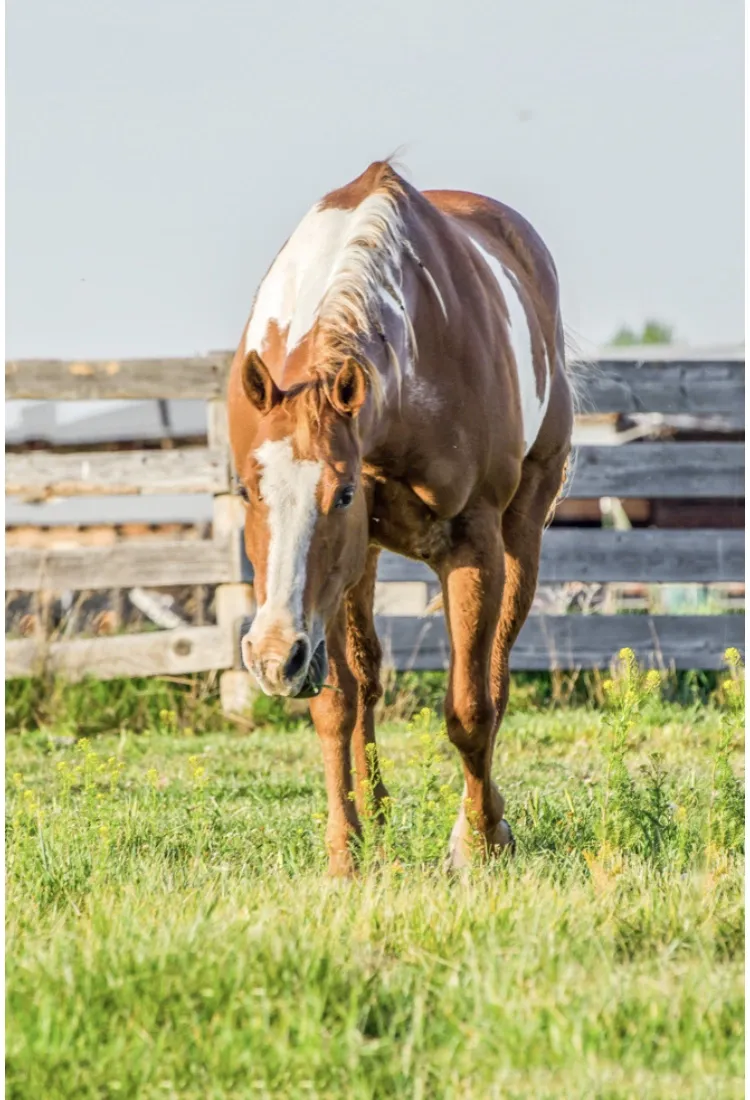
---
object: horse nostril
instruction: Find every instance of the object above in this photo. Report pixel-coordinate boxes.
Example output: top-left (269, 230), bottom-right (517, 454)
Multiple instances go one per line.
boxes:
top-left (283, 638), bottom-right (309, 682)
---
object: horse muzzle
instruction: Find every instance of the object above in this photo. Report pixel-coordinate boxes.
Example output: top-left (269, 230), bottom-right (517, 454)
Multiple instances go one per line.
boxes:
top-left (240, 616), bottom-right (327, 699)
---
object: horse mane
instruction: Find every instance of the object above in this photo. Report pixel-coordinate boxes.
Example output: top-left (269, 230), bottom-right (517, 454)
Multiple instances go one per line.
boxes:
top-left (308, 163), bottom-right (414, 409)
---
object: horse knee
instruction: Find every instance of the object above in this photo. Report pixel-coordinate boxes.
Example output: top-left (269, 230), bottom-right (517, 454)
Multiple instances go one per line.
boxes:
top-left (309, 674), bottom-right (358, 737)
top-left (347, 627), bottom-right (383, 707)
top-left (444, 690), bottom-right (496, 756)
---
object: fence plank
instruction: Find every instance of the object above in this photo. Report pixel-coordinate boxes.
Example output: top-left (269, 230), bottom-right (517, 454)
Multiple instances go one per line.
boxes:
top-left (6, 448), bottom-right (229, 498)
top-left (580, 359), bottom-right (745, 420)
top-left (5, 356), bottom-right (232, 400)
top-left (568, 443), bottom-right (744, 498)
top-left (6, 356), bottom-right (744, 413)
top-left (6, 443), bottom-right (742, 510)
top-left (376, 614), bottom-right (744, 671)
top-left (5, 626), bottom-right (233, 681)
top-left (9, 527), bottom-right (743, 594)
top-left (537, 528), bottom-right (745, 582)
top-left (6, 539), bottom-right (233, 591)
top-left (378, 530), bottom-right (745, 585)
top-left (6, 614), bottom-right (743, 679)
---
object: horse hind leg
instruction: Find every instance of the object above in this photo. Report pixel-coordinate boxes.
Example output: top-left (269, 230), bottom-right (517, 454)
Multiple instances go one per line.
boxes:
top-left (491, 456), bottom-right (568, 725)
top-left (476, 454), bottom-right (570, 859)
top-left (446, 457), bottom-right (568, 869)
top-left (436, 504), bottom-right (512, 871)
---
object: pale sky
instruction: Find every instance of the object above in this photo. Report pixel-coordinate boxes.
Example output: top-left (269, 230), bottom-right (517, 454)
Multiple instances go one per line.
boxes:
top-left (6, 0), bottom-right (744, 360)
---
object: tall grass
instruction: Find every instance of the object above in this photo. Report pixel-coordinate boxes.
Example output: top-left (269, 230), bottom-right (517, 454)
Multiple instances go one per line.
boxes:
top-left (5, 651), bottom-right (744, 1098)
top-left (5, 661), bottom-right (732, 738)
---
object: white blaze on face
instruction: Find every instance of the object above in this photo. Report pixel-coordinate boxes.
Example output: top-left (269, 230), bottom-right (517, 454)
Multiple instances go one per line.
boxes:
top-left (469, 236), bottom-right (550, 455)
top-left (252, 437), bottom-right (323, 629)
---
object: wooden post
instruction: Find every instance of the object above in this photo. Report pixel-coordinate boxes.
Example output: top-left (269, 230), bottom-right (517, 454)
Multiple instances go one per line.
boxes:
top-left (216, 582), bottom-right (256, 717)
top-left (207, 397), bottom-right (231, 466)
top-left (209, 397), bottom-right (257, 716)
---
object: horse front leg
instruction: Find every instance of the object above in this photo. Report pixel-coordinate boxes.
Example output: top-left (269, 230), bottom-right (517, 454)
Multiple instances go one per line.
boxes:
top-left (437, 505), bottom-right (512, 870)
top-left (309, 606), bottom-right (361, 877)
top-left (345, 546), bottom-right (390, 821)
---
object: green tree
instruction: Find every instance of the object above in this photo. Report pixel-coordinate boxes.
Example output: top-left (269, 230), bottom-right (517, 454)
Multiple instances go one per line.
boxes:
top-left (611, 319), bottom-right (674, 346)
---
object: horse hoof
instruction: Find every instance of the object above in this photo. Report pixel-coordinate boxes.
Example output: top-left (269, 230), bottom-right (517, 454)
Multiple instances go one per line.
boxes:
top-left (502, 819), bottom-right (516, 857)
top-left (491, 818), bottom-right (515, 856)
top-left (326, 850), bottom-right (357, 879)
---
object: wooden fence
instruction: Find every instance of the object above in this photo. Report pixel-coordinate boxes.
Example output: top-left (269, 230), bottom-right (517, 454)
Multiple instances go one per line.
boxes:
top-left (5, 353), bottom-right (745, 699)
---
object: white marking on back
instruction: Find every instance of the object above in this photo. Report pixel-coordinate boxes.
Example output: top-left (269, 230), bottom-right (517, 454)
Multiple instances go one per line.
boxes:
top-left (468, 237), bottom-right (550, 454)
top-left (246, 191), bottom-right (408, 360)
top-left (246, 206), bottom-right (356, 355)
top-left (252, 437), bottom-right (323, 628)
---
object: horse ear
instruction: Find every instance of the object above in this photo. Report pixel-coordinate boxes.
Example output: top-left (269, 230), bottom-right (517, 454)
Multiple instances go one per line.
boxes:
top-left (242, 350), bottom-right (281, 415)
top-left (329, 357), bottom-right (368, 417)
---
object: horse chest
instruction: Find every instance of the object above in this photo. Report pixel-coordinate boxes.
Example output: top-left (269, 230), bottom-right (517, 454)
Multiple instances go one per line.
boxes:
top-left (367, 478), bottom-right (453, 566)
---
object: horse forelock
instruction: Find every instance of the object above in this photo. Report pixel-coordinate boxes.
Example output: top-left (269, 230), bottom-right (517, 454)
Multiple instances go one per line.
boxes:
top-left (273, 367), bottom-right (373, 456)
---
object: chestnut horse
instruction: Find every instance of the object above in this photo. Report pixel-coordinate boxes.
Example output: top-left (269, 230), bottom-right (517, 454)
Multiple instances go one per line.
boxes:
top-left (228, 161), bottom-right (573, 875)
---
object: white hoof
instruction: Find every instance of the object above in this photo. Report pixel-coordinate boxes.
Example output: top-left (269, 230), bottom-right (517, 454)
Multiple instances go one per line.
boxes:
top-left (448, 812), bottom-right (516, 871)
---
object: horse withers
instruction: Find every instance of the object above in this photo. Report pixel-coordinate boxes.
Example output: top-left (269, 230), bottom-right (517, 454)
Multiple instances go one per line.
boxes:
top-left (228, 161), bottom-right (573, 875)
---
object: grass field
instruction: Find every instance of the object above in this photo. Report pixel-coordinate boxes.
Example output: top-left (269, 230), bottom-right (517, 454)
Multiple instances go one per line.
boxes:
top-left (5, 657), bottom-right (745, 1099)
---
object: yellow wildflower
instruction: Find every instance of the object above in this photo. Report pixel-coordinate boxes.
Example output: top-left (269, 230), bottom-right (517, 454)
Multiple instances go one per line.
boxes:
top-left (643, 670), bottom-right (661, 694)
top-left (724, 647), bottom-right (742, 670)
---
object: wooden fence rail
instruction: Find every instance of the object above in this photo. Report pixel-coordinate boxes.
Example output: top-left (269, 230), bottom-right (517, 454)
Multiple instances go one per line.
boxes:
top-left (6, 448), bottom-right (229, 499)
top-left (7, 529), bottom-right (744, 594)
top-left (6, 354), bottom-right (745, 420)
top-left (7, 442), bottom-right (744, 501)
top-left (5, 353), bottom-right (745, 699)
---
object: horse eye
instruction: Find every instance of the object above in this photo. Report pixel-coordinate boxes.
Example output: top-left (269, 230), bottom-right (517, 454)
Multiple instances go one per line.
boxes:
top-left (334, 484), bottom-right (355, 510)
top-left (236, 481), bottom-right (249, 503)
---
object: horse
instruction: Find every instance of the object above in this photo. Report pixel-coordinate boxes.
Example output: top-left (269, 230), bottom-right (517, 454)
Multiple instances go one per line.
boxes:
top-left (228, 160), bottom-right (574, 876)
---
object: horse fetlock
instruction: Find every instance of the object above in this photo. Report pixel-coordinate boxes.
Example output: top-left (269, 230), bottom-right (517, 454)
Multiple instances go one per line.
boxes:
top-left (449, 781), bottom-right (513, 870)
top-left (325, 819), bottom-right (361, 878)
top-left (326, 847), bottom-right (358, 878)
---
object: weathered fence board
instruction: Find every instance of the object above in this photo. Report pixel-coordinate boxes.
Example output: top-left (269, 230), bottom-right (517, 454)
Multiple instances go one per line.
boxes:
top-left (6, 448), bottom-right (229, 498)
top-left (7, 443), bottom-right (740, 503)
top-left (6, 539), bottom-right (234, 591)
top-left (378, 529), bottom-right (745, 585)
top-left (7, 356), bottom-right (744, 417)
top-left (376, 614), bottom-right (744, 671)
top-left (568, 443), bottom-right (744, 499)
top-left (8, 613), bottom-right (740, 679)
top-left (582, 359), bottom-right (745, 420)
top-left (6, 626), bottom-right (233, 681)
top-left (8, 527), bottom-right (744, 595)
top-left (5, 355), bottom-right (231, 400)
